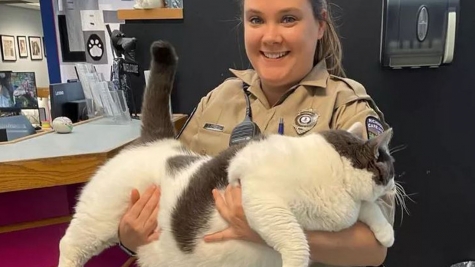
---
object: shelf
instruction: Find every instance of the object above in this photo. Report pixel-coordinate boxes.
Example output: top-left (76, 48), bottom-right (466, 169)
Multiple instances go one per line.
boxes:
top-left (117, 8), bottom-right (183, 20)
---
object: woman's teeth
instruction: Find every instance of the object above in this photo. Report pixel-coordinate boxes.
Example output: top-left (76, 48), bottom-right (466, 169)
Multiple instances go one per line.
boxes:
top-left (263, 52), bottom-right (289, 59)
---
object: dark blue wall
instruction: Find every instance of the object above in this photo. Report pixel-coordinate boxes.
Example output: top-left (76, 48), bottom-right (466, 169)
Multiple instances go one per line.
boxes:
top-left (40, 0), bottom-right (61, 84)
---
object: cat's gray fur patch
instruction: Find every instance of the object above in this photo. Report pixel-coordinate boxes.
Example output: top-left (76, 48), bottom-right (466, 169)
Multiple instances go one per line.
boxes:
top-left (320, 130), bottom-right (368, 169)
top-left (320, 130), bottom-right (393, 185)
top-left (138, 40), bottom-right (178, 144)
top-left (171, 142), bottom-right (248, 253)
top-left (167, 155), bottom-right (201, 176)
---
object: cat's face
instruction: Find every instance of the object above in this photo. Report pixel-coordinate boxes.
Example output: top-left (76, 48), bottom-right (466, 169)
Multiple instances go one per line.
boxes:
top-left (322, 122), bottom-right (396, 196)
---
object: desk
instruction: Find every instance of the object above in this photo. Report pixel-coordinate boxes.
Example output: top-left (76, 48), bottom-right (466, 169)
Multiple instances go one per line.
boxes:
top-left (0, 114), bottom-right (188, 267)
top-left (0, 114), bottom-right (188, 194)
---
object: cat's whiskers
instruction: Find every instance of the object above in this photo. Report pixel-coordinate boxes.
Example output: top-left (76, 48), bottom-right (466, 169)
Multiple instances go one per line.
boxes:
top-left (389, 144), bottom-right (407, 155)
top-left (393, 180), bottom-right (416, 225)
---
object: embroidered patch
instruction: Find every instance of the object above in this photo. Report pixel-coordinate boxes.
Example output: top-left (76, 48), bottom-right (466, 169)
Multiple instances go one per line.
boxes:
top-left (203, 123), bottom-right (224, 132)
top-left (293, 109), bottom-right (319, 135)
top-left (366, 116), bottom-right (384, 139)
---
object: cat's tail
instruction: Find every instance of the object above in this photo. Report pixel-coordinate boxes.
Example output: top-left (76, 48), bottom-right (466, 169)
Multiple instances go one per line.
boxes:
top-left (139, 40), bottom-right (179, 144)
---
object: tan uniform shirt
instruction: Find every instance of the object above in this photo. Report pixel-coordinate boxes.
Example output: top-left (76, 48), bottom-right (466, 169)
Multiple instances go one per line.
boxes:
top-left (179, 60), bottom-right (395, 267)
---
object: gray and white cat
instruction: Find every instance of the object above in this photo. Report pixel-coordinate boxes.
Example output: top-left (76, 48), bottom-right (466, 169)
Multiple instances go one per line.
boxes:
top-left (58, 41), bottom-right (397, 267)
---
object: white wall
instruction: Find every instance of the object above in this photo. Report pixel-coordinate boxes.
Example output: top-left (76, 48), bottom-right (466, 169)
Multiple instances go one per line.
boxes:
top-left (54, 0), bottom-right (129, 83)
top-left (0, 5), bottom-right (50, 88)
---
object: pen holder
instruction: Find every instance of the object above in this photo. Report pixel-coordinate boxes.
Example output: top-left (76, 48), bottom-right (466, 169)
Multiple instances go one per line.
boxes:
top-left (75, 63), bottom-right (105, 118)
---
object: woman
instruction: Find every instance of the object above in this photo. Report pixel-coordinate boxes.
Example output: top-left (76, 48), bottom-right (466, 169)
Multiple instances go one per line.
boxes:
top-left (118, 0), bottom-right (395, 266)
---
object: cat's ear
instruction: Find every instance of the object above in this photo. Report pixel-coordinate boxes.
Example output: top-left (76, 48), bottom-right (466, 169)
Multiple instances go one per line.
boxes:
top-left (366, 128), bottom-right (393, 159)
top-left (347, 122), bottom-right (364, 139)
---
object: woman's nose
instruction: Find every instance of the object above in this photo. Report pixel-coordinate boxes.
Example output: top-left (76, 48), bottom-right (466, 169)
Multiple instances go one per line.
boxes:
top-left (262, 24), bottom-right (283, 45)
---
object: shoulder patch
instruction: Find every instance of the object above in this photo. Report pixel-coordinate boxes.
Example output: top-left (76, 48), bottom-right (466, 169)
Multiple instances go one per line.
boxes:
top-left (366, 116), bottom-right (384, 139)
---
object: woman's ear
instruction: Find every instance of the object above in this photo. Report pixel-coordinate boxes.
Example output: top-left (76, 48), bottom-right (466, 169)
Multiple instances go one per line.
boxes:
top-left (317, 9), bottom-right (328, 39)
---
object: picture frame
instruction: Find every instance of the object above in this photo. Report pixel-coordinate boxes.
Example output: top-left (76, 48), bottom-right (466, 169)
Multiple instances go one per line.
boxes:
top-left (17, 36), bottom-right (28, 58)
top-left (28, 36), bottom-right (43, 60)
top-left (0, 35), bottom-right (17, 61)
top-left (42, 36), bottom-right (46, 57)
top-left (57, 15), bottom-right (86, 62)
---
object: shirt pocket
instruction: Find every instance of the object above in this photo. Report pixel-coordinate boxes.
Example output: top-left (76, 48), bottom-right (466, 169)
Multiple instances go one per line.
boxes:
top-left (192, 127), bottom-right (231, 156)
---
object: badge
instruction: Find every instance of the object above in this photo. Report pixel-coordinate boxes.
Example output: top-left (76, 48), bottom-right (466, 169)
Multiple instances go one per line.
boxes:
top-left (293, 109), bottom-right (318, 135)
top-left (366, 116), bottom-right (384, 139)
top-left (203, 123), bottom-right (224, 132)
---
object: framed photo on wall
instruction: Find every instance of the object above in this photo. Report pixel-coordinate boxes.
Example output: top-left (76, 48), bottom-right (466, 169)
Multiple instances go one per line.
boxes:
top-left (42, 36), bottom-right (46, 57)
top-left (17, 36), bottom-right (28, 58)
top-left (28, 36), bottom-right (43, 60)
top-left (0, 35), bottom-right (17, 61)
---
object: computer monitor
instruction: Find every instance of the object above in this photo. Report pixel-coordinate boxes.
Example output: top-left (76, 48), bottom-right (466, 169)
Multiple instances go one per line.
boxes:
top-left (0, 71), bottom-right (38, 110)
top-left (11, 72), bottom-right (38, 109)
top-left (49, 81), bottom-right (86, 120)
top-left (0, 71), bottom-right (14, 110)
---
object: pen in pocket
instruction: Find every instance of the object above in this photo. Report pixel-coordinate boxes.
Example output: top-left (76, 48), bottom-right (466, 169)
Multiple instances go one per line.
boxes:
top-left (278, 118), bottom-right (284, 135)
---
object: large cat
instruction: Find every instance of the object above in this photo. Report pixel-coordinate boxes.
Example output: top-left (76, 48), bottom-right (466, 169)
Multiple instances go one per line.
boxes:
top-left (58, 40), bottom-right (397, 267)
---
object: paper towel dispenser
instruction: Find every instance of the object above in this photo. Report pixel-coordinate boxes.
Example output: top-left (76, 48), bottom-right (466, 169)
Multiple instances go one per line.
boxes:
top-left (380, 0), bottom-right (460, 69)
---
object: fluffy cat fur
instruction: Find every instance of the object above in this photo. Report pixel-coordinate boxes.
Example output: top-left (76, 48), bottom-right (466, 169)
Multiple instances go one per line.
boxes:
top-left (58, 40), bottom-right (397, 267)
top-left (134, 0), bottom-right (163, 9)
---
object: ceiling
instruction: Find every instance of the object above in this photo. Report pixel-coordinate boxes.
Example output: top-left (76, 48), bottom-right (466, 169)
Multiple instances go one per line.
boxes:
top-left (0, 0), bottom-right (40, 10)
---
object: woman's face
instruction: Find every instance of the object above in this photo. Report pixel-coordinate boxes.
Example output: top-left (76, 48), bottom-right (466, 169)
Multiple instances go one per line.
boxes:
top-left (243, 0), bottom-right (325, 90)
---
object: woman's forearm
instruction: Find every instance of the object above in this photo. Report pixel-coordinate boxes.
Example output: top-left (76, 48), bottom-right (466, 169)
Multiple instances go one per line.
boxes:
top-left (306, 222), bottom-right (387, 266)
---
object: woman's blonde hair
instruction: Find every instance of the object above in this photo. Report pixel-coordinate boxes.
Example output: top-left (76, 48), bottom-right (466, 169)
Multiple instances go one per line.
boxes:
top-left (312, 0), bottom-right (346, 77)
top-left (238, 0), bottom-right (346, 77)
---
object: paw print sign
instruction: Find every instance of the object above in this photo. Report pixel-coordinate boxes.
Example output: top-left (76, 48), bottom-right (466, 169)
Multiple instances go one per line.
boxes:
top-left (83, 31), bottom-right (108, 64)
top-left (87, 34), bottom-right (104, 60)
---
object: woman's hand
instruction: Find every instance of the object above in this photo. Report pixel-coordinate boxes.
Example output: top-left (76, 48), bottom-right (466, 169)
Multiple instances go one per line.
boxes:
top-left (203, 184), bottom-right (265, 245)
top-left (118, 185), bottom-right (161, 252)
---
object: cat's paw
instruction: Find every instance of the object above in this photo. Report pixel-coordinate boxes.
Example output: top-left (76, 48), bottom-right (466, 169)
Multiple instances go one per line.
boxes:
top-left (151, 40), bottom-right (178, 66)
top-left (374, 223), bottom-right (394, 247)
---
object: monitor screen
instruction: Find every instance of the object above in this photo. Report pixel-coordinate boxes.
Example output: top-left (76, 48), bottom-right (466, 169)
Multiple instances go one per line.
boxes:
top-left (10, 72), bottom-right (38, 109)
top-left (0, 71), bottom-right (38, 109)
top-left (0, 71), bottom-right (14, 108)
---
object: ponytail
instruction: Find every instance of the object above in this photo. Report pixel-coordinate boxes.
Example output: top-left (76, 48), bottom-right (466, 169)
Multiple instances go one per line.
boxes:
top-left (313, 1), bottom-right (346, 77)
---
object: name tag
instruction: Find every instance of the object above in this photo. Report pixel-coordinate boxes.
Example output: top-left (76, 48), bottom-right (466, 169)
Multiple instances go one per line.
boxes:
top-left (203, 123), bottom-right (224, 132)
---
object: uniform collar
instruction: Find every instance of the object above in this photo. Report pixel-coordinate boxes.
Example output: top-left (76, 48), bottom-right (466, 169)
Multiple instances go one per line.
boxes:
top-left (229, 60), bottom-right (330, 108)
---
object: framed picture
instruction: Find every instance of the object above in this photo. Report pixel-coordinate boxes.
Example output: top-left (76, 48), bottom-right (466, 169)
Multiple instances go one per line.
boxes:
top-left (42, 36), bottom-right (46, 57)
top-left (28, 36), bottom-right (43, 60)
top-left (17, 36), bottom-right (28, 58)
top-left (0, 35), bottom-right (17, 61)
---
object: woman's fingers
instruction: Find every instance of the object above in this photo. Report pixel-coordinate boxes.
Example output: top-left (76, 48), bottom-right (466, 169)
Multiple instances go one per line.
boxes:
top-left (212, 189), bottom-right (230, 220)
top-left (137, 186), bottom-right (160, 222)
top-left (203, 227), bottom-right (239, 242)
top-left (128, 185), bottom-right (157, 219)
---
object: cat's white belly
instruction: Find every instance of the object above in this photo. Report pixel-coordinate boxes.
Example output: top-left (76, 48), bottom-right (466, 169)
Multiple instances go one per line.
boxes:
top-left (138, 230), bottom-right (281, 267)
top-left (296, 198), bottom-right (361, 232)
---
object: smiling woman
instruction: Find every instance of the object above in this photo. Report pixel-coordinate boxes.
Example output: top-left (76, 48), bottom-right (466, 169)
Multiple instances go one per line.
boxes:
top-left (239, 0), bottom-right (344, 107)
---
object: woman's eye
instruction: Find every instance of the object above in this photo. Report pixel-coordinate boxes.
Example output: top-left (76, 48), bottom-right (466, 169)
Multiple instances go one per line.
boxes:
top-left (249, 17), bottom-right (263, 24)
top-left (282, 16), bottom-right (296, 24)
